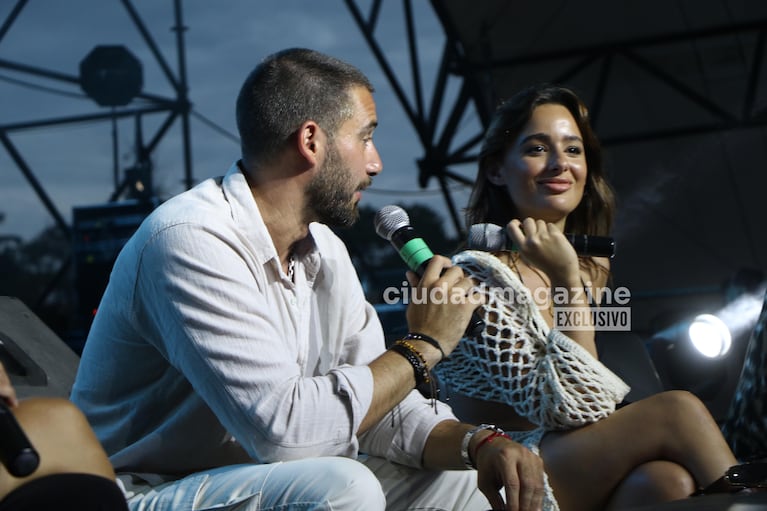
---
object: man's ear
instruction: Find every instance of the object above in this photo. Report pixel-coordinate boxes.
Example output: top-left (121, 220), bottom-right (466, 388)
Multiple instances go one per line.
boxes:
top-left (296, 120), bottom-right (323, 166)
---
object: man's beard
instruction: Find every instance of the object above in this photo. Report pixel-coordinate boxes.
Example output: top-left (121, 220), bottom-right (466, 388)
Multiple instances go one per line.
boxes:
top-left (305, 143), bottom-right (368, 228)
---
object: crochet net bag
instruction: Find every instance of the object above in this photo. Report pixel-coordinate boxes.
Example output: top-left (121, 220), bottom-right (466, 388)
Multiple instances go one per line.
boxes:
top-left (437, 250), bottom-right (630, 430)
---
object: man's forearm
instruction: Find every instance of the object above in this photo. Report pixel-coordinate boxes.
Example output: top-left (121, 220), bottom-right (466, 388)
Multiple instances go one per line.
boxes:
top-left (359, 341), bottom-right (443, 433)
top-left (422, 419), bottom-right (503, 470)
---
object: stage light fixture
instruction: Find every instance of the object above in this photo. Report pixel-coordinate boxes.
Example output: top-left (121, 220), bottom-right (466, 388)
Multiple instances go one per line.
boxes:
top-left (79, 45), bottom-right (143, 107)
top-left (688, 313), bottom-right (731, 358)
top-left (674, 284), bottom-right (766, 359)
top-left (648, 281), bottom-right (765, 420)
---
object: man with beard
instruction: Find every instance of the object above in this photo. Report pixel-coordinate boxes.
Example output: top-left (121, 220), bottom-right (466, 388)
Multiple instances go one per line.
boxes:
top-left (70, 48), bottom-right (545, 511)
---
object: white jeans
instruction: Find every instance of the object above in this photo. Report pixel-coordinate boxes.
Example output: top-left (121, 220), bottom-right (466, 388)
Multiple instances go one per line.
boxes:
top-left (123, 456), bottom-right (490, 511)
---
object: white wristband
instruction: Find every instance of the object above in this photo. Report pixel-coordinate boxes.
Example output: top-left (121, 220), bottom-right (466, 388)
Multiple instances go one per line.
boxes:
top-left (460, 423), bottom-right (503, 469)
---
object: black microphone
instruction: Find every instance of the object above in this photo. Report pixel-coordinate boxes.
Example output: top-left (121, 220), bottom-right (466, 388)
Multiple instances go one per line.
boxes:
top-left (467, 222), bottom-right (616, 258)
top-left (0, 401), bottom-right (40, 477)
top-left (374, 205), bottom-right (485, 338)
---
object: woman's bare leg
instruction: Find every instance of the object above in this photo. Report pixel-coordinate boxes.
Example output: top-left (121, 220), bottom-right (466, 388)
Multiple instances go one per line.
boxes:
top-left (539, 390), bottom-right (736, 511)
top-left (605, 461), bottom-right (696, 510)
top-left (0, 398), bottom-right (115, 499)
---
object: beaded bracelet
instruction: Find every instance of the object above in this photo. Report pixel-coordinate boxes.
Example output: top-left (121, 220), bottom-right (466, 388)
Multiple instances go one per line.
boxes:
top-left (395, 339), bottom-right (428, 369)
top-left (389, 342), bottom-right (430, 386)
top-left (403, 332), bottom-right (445, 361)
top-left (390, 340), bottom-right (440, 413)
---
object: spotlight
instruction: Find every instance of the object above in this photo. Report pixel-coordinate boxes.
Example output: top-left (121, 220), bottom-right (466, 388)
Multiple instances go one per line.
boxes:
top-left (688, 313), bottom-right (731, 358)
top-left (647, 277), bottom-right (766, 420)
top-left (682, 283), bottom-right (765, 359)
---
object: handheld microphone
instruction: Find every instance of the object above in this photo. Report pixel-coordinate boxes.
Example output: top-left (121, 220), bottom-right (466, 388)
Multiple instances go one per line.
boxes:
top-left (374, 205), bottom-right (485, 338)
top-left (0, 401), bottom-right (40, 477)
top-left (467, 222), bottom-right (616, 258)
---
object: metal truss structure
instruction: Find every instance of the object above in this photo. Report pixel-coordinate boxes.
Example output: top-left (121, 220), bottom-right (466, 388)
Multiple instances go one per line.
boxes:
top-left (0, 0), bottom-right (192, 310)
top-left (343, 0), bottom-right (767, 239)
top-left (0, 0), bottom-right (193, 239)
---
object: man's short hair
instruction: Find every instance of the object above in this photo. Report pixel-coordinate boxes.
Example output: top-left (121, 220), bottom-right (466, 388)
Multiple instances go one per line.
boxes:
top-left (236, 48), bottom-right (374, 167)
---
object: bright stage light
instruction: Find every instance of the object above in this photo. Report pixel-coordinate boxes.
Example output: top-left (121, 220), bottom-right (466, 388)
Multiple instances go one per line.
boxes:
top-left (688, 313), bottom-right (731, 358)
top-left (647, 275), bottom-right (765, 420)
top-left (684, 285), bottom-right (765, 359)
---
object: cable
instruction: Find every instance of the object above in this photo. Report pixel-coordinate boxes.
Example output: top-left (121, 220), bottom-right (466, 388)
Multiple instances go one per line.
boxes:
top-left (0, 73), bottom-right (87, 100)
top-left (190, 109), bottom-right (240, 144)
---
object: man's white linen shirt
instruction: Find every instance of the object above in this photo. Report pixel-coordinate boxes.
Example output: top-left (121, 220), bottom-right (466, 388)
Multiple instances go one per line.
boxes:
top-left (70, 162), bottom-right (456, 477)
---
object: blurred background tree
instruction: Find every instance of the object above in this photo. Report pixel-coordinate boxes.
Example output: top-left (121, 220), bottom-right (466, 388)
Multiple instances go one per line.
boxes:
top-left (0, 223), bottom-right (78, 350)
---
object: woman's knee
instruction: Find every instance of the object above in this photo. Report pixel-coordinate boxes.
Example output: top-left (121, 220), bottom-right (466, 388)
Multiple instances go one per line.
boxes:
top-left (13, 398), bottom-right (114, 479)
top-left (15, 397), bottom-right (80, 421)
top-left (641, 390), bottom-right (714, 429)
top-left (608, 461), bottom-right (696, 508)
top-left (653, 390), bottom-right (707, 413)
top-left (14, 397), bottom-right (95, 441)
top-left (639, 460), bottom-right (696, 499)
top-left (1, 398), bottom-right (115, 499)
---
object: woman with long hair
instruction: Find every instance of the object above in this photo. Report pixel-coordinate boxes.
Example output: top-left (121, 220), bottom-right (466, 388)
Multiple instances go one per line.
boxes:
top-left (435, 84), bottom-right (757, 510)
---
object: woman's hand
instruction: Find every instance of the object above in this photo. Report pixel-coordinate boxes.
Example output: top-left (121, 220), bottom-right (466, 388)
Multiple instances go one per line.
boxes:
top-left (506, 218), bottom-right (580, 289)
top-left (506, 218), bottom-right (597, 356)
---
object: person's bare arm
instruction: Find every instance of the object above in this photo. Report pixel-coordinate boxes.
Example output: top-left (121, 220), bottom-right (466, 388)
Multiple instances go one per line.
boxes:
top-left (423, 420), bottom-right (546, 511)
top-left (360, 256), bottom-right (481, 433)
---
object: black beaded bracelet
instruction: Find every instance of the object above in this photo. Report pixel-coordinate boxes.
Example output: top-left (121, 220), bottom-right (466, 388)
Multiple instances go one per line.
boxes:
top-left (403, 332), bottom-right (446, 361)
top-left (389, 342), bottom-right (430, 386)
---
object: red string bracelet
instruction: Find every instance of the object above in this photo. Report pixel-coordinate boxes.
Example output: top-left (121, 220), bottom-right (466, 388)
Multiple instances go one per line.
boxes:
top-left (472, 430), bottom-right (511, 463)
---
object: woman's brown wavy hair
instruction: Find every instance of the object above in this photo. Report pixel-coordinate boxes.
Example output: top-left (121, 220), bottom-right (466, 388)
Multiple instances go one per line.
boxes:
top-left (465, 84), bottom-right (615, 238)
